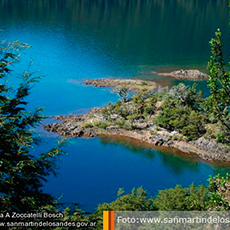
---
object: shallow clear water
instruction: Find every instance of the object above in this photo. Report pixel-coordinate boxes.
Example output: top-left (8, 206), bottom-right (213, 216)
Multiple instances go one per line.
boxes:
top-left (0, 0), bottom-right (229, 212)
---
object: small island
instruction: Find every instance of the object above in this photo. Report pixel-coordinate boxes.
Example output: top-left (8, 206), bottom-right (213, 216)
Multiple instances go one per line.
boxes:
top-left (45, 79), bottom-right (230, 163)
top-left (152, 69), bottom-right (209, 80)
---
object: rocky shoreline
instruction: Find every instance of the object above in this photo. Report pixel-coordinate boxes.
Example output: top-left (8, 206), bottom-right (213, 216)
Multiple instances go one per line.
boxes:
top-left (45, 75), bottom-right (230, 163)
top-left (85, 78), bottom-right (158, 92)
top-left (152, 69), bottom-right (209, 80)
top-left (44, 109), bottom-right (230, 163)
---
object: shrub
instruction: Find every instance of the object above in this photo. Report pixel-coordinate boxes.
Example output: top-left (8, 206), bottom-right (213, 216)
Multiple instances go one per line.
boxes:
top-left (119, 121), bottom-right (132, 130)
top-left (143, 97), bottom-right (156, 116)
top-left (155, 103), bottom-right (206, 140)
top-left (154, 83), bottom-right (207, 140)
top-left (180, 111), bottom-right (206, 141)
top-left (208, 174), bottom-right (230, 210)
top-left (82, 122), bottom-right (93, 128)
top-left (154, 184), bottom-right (208, 211)
top-left (93, 121), bottom-right (108, 129)
top-left (168, 83), bottom-right (203, 111)
top-left (96, 187), bottom-right (154, 211)
top-left (216, 131), bottom-right (230, 144)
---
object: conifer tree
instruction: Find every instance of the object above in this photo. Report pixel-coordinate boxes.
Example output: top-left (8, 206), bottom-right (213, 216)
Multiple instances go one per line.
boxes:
top-left (208, 29), bottom-right (230, 142)
top-left (0, 40), bottom-right (64, 212)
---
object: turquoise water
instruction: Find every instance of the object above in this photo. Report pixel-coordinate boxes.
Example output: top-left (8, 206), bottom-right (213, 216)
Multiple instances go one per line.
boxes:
top-left (0, 0), bottom-right (230, 211)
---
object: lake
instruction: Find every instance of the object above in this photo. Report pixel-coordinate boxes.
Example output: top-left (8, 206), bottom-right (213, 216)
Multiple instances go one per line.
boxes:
top-left (0, 0), bottom-right (229, 212)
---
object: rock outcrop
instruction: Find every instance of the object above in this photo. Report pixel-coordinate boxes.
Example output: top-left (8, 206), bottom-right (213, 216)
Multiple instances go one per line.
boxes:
top-left (152, 69), bottom-right (209, 80)
top-left (193, 137), bottom-right (230, 161)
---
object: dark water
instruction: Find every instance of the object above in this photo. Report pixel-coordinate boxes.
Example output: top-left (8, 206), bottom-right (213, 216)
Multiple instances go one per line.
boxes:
top-left (0, 0), bottom-right (229, 211)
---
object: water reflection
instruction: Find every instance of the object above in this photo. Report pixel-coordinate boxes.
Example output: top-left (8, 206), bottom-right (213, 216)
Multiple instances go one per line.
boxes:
top-left (100, 135), bottom-right (230, 175)
top-left (1, 0), bottom-right (228, 71)
top-left (100, 135), bottom-right (156, 160)
top-left (99, 135), bottom-right (202, 175)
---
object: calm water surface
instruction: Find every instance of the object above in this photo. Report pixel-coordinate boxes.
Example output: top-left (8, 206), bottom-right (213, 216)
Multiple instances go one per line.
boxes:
top-left (0, 0), bottom-right (229, 211)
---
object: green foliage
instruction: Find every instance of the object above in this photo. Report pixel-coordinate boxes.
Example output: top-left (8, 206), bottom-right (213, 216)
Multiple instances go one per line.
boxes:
top-left (0, 40), bottom-right (64, 212)
top-left (96, 187), bottom-right (154, 211)
top-left (167, 83), bottom-right (203, 111)
top-left (155, 84), bottom-right (206, 140)
top-left (90, 174), bottom-right (229, 215)
top-left (89, 187), bottom-right (155, 230)
top-left (100, 90), bottom-right (157, 130)
top-left (154, 184), bottom-right (208, 211)
top-left (93, 121), bottom-right (108, 129)
top-left (208, 29), bottom-right (230, 142)
top-left (143, 96), bottom-right (157, 116)
top-left (127, 113), bottom-right (142, 122)
top-left (82, 121), bottom-right (94, 128)
top-left (155, 104), bottom-right (188, 131)
top-left (115, 87), bottom-right (129, 102)
top-left (208, 173), bottom-right (230, 210)
top-left (132, 92), bottom-right (144, 109)
top-left (118, 120), bottom-right (132, 130)
top-left (215, 131), bottom-right (229, 144)
top-left (180, 111), bottom-right (206, 141)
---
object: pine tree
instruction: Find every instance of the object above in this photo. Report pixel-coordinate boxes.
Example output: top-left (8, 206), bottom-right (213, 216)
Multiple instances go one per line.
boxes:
top-left (207, 29), bottom-right (230, 142)
top-left (0, 39), bottom-right (64, 212)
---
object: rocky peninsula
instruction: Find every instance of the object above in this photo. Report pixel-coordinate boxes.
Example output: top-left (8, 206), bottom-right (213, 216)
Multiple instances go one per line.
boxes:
top-left (44, 112), bottom-right (230, 162)
top-left (152, 69), bottom-right (209, 80)
top-left (45, 79), bottom-right (230, 163)
top-left (85, 78), bottom-right (158, 92)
